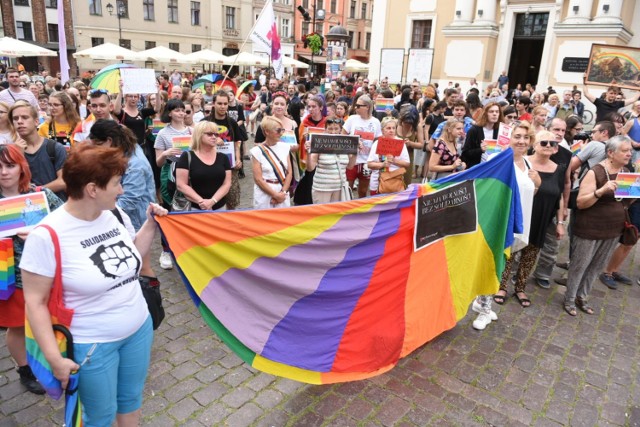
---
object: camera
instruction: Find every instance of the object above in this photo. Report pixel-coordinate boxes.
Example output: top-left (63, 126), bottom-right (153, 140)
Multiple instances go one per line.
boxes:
top-left (573, 132), bottom-right (590, 142)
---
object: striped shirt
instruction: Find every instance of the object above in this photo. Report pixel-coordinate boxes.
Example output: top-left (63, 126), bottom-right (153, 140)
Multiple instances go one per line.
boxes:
top-left (312, 154), bottom-right (350, 192)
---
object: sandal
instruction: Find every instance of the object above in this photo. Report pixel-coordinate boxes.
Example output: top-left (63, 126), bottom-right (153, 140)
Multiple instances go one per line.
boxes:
top-left (493, 291), bottom-right (507, 305)
top-left (564, 303), bottom-right (577, 316)
top-left (515, 292), bottom-right (531, 308)
top-left (576, 297), bottom-right (594, 315)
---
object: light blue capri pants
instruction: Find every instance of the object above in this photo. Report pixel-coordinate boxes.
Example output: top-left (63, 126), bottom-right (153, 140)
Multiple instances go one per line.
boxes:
top-left (73, 316), bottom-right (153, 427)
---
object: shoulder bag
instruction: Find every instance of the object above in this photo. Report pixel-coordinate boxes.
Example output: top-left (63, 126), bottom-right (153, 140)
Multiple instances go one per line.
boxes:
top-left (379, 165), bottom-right (407, 194)
top-left (171, 151), bottom-right (193, 212)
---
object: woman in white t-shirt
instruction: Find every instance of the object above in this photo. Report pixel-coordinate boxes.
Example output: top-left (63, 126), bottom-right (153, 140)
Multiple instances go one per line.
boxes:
top-left (343, 95), bottom-right (382, 198)
top-left (21, 144), bottom-right (168, 427)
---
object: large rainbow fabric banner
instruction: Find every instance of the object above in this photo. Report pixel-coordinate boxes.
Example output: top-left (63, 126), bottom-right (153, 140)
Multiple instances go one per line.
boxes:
top-left (156, 149), bottom-right (522, 384)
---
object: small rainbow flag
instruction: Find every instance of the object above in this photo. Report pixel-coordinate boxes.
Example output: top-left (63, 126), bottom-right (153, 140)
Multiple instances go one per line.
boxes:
top-left (152, 119), bottom-right (166, 136)
top-left (570, 141), bottom-right (583, 155)
top-left (172, 135), bottom-right (192, 152)
top-left (280, 130), bottom-right (297, 145)
top-left (375, 98), bottom-right (395, 113)
top-left (0, 192), bottom-right (49, 238)
top-left (0, 238), bottom-right (15, 300)
top-left (615, 172), bottom-right (640, 198)
top-left (484, 139), bottom-right (502, 156)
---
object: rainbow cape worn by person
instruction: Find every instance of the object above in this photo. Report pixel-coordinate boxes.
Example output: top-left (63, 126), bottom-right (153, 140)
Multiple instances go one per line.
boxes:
top-left (156, 148), bottom-right (522, 384)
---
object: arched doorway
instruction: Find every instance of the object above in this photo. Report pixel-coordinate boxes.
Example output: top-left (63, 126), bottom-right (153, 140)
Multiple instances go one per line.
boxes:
top-left (507, 12), bottom-right (548, 89)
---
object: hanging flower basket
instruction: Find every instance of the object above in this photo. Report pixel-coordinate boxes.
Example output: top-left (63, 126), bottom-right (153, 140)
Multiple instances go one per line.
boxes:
top-left (302, 33), bottom-right (324, 55)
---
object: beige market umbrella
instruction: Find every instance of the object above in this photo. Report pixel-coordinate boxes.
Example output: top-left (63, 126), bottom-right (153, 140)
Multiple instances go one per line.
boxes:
top-left (186, 49), bottom-right (227, 65)
top-left (137, 46), bottom-right (195, 65)
top-left (345, 59), bottom-right (369, 72)
top-left (282, 55), bottom-right (309, 69)
top-left (0, 37), bottom-right (57, 57)
top-left (223, 52), bottom-right (270, 66)
top-left (73, 42), bottom-right (142, 61)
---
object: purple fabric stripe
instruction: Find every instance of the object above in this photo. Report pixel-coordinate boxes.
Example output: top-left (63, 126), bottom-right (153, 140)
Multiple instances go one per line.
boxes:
top-left (261, 207), bottom-right (402, 371)
top-left (199, 210), bottom-right (381, 353)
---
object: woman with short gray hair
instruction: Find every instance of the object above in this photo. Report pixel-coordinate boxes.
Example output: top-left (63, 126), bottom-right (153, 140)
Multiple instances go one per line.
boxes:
top-left (565, 135), bottom-right (633, 316)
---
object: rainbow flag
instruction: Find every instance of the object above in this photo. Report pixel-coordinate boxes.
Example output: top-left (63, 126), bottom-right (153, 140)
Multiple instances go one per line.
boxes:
top-left (0, 238), bottom-right (15, 300)
top-left (570, 141), bottom-right (583, 155)
top-left (172, 135), bottom-right (192, 152)
top-left (375, 98), bottom-right (394, 113)
top-left (0, 192), bottom-right (49, 238)
top-left (614, 172), bottom-right (640, 198)
top-left (156, 149), bottom-right (521, 384)
top-left (152, 119), bottom-right (166, 136)
top-left (280, 130), bottom-right (297, 145)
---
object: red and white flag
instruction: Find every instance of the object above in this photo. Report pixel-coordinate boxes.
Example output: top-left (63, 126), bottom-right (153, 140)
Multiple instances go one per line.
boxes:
top-left (250, 0), bottom-right (283, 79)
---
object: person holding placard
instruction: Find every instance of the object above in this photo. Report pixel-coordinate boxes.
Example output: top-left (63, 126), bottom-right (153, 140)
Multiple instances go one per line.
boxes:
top-left (343, 95), bottom-right (382, 198)
top-left (0, 144), bottom-right (62, 395)
top-left (154, 99), bottom-right (192, 270)
top-left (367, 117), bottom-right (410, 196)
top-left (175, 121), bottom-right (231, 211)
top-left (251, 116), bottom-right (292, 209)
top-left (307, 118), bottom-right (356, 203)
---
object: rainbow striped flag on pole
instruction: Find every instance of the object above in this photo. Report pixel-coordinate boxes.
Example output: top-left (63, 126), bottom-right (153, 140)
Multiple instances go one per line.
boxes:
top-left (156, 149), bottom-right (522, 383)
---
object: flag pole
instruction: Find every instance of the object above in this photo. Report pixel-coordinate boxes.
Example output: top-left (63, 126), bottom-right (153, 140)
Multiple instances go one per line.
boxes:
top-left (219, 0), bottom-right (272, 88)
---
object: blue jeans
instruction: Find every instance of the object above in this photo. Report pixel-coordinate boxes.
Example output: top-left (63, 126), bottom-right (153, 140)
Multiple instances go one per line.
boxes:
top-left (73, 316), bottom-right (153, 427)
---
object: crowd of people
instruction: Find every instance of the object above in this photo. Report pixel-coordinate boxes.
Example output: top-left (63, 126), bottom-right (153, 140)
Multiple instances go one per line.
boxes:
top-left (0, 62), bottom-right (639, 425)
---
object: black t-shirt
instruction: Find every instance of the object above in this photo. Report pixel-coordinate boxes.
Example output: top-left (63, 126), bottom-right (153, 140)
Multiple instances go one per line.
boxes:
top-left (118, 108), bottom-right (155, 145)
top-left (594, 98), bottom-right (624, 123)
top-left (550, 145), bottom-right (572, 170)
top-left (207, 115), bottom-right (241, 143)
top-left (426, 113), bottom-right (445, 139)
top-left (176, 150), bottom-right (231, 210)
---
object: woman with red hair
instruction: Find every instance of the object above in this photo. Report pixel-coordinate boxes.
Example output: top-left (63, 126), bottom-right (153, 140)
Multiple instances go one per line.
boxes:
top-left (0, 144), bottom-right (62, 395)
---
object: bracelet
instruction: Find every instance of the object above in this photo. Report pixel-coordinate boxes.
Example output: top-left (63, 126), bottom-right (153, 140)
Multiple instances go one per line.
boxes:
top-left (212, 197), bottom-right (218, 204)
top-left (558, 220), bottom-right (566, 225)
top-left (593, 190), bottom-right (601, 199)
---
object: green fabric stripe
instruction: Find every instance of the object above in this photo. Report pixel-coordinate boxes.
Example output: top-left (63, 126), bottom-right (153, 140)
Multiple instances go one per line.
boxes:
top-left (199, 303), bottom-right (256, 365)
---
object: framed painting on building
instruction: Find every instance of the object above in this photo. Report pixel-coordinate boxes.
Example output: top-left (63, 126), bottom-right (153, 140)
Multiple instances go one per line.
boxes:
top-left (585, 44), bottom-right (640, 90)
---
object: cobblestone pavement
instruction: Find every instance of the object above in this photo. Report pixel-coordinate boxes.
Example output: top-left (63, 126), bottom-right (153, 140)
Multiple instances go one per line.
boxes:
top-left (2, 138), bottom-right (640, 426)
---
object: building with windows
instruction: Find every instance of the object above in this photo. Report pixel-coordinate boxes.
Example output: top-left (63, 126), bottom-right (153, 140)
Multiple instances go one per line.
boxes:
top-left (370, 0), bottom-right (639, 93)
top-left (72, 0), bottom-right (255, 71)
top-left (0, 0), bottom-right (76, 73)
top-left (293, 0), bottom-right (372, 76)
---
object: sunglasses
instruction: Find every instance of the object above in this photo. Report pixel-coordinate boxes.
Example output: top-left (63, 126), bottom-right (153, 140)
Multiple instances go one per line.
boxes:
top-left (185, 110), bottom-right (192, 114)
top-left (355, 104), bottom-right (368, 108)
top-left (505, 115), bottom-right (517, 119)
top-left (539, 140), bottom-right (558, 147)
top-left (326, 118), bottom-right (344, 125)
top-left (274, 128), bottom-right (286, 134)
top-left (204, 110), bottom-right (211, 114)
top-left (89, 88), bottom-right (109, 96)
top-left (19, 84), bottom-right (26, 88)
top-left (203, 131), bottom-right (219, 137)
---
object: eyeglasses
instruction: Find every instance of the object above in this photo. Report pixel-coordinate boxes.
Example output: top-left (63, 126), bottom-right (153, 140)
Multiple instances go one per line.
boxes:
top-left (574, 127), bottom-right (584, 132)
top-left (18, 84), bottom-right (26, 88)
top-left (89, 89), bottom-right (109, 96)
top-left (274, 128), bottom-right (286, 134)
top-left (326, 118), bottom-right (345, 125)
top-left (203, 131), bottom-right (219, 137)
top-left (505, 115), bottom-right (517, 119)
top-left (592, 128), bottom-right (602, 133)
top-left (539, 140), bottom-right (558, 147)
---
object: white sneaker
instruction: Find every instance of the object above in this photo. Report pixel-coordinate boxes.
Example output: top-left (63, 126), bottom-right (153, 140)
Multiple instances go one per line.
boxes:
top-left (472, 300), bottom-right (498, 321)
top-left (472, 313), bottom-right (493, 330)
top-left (159, 252), bottom-right (173, 270)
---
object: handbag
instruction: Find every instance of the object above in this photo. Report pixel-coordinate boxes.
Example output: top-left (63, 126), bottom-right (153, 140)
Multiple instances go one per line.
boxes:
top-left (620, 207), bottom-right (639, 246)
top-left (111, 208), bottom-right (165, 330)
top-left (378, 167), bottom-right (407, 194)
top-left (25, 225), bottom-right (74, 400)
top-left (171, 151), bottom-right (192, 212)
top-left (334, 155), bottom-right (352, 201)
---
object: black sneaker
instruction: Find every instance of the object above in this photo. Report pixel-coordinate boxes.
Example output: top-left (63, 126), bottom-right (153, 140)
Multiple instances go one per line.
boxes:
top-left (17, 365), bottom-right (45, 395)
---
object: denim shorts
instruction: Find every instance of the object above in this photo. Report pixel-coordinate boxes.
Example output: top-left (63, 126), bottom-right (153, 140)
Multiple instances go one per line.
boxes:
top-left (73, 316), bottom-right (153, 427)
